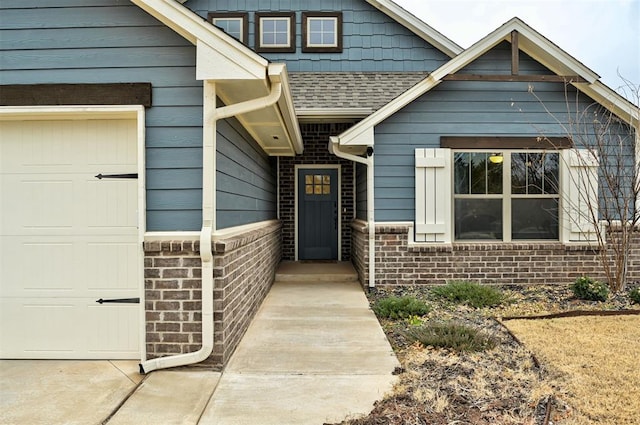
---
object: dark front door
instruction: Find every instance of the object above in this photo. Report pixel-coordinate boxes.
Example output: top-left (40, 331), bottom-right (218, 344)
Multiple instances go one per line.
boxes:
top-left (298, 168), bottom-right (338, 260)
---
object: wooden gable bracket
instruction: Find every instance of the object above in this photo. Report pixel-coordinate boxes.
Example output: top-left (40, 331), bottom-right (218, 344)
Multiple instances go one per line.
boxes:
top-left (444, 29), bottom-right (587, 84)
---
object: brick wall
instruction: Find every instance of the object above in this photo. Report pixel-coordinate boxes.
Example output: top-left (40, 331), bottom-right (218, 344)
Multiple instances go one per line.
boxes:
top-left (212, 221), bottom-right (282, 367)
top-left (279, 123), bottom-right (355, 261)
top-left (144, 241), bottom-right (203, 359)
top-left (352, 222), bottom-right (640, 286)
top-left (143, 221), bottom-right (282, 370)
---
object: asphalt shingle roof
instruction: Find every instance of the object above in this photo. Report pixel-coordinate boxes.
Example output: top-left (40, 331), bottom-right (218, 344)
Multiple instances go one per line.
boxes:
top-left (288, 72), bottom-right (428, 111)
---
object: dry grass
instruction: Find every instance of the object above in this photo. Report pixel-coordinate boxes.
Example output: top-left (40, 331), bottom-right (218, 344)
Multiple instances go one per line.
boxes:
top-left (505, 315), bottom-right (640, 425)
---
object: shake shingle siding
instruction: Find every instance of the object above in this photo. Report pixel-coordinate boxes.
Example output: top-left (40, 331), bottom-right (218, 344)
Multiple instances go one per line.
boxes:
top-left (189, 0), bottom-right (450, 72)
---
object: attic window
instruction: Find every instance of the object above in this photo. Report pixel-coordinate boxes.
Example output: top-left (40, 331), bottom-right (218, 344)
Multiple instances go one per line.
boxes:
top-left (302, 12), bottom-right (342, 53)
top-left (207, 13), bottom-right (248, 43)
top-left (256, 12), bottom-right (296, 53)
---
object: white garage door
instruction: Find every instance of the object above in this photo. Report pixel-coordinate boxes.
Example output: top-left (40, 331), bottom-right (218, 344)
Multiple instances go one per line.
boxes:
top-left (0, 118), bottom-right (141, 359)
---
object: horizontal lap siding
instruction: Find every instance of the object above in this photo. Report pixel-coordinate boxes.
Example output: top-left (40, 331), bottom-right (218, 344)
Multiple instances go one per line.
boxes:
top-left (1, 1), bottom-right (276, 231)
top-left (216, 119), bottom-right (277, 230)
top-left (190, 0), bottom-right (449, 71)
top-left (0, 1), bottom-right (203, 231)
top-left (374, 45), bottom-right (607, 222)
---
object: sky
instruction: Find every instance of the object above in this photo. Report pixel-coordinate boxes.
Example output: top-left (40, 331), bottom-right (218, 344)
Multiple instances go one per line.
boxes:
top-left (392, 0), bottom-right (640, 97)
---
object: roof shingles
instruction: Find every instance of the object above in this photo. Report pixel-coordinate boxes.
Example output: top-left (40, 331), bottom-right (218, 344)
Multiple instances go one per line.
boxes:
top-left (288, 72), bottom-right (428, 111)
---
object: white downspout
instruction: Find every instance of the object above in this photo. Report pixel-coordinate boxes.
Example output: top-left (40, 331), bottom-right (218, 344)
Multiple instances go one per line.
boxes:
top-left (140, 70), bottom-right (283, 373)
top-left (330, 138), bottom-right (376, 288)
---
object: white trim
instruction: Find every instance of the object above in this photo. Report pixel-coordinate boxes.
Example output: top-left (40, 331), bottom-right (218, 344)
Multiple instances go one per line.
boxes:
top-left (335, 17), bottom-right (638, 147)
top-left (211, 16), bottom-right (245, 43)
top-left (305, 16), bottom-right (339, 48)
top-left (0, 105), bottom-right (144, 120)
top-left (365, 0), bottom-right (462, 58)
top-left (297, 108), bottom-right (374, 120)
top-left (259, 16), bottom-right (293, 49)
top-left (132, 0), bottom-right (267, 79)
top-left (144, 231), bottom-right (201, 241)
top-left (213, 219), bottom-right (280, 240)
top-left (294, 164), bottom-right (342, 261)
top-left (0, 104), bottom-right (147, 361)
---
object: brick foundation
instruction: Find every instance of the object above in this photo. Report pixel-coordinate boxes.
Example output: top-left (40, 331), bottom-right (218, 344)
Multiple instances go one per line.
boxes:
top-left (280, 123), bottom-right (355, 261)
top-left (143, 220), bottom-right (281, 369)
top-left (351, 221), bottom-right (640, 286)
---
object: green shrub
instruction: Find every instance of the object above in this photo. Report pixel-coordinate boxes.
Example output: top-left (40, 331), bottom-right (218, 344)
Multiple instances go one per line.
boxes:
top-left (570, 276), bottom-right (609, 302)
top-left (373, 296), bottom-right (431, 319)
top-left (629, 287), bottom-right (640, 304)
top-left (405, 322), bottom-right (498, 353)
top-left (431, 281), bottom-right (505, 308)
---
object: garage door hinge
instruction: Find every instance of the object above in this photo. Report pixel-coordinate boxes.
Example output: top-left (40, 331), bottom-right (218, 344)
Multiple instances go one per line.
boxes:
top-left (95, 173), bottom-right (138, 179)
top-left (96, 298), bottom-right (140, 304)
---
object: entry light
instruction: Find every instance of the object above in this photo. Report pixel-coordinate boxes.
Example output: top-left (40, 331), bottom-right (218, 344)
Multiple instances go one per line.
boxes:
top-left (489, 153), bottom-right (503, 164)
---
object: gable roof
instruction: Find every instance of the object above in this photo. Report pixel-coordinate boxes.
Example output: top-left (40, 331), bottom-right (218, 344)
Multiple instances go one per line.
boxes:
top-left (365, 0), bottom-right (463, 58)
top-left (132, 0), bottom-right (303, 155)
top-left (336, 17), bottom-right (639, 147)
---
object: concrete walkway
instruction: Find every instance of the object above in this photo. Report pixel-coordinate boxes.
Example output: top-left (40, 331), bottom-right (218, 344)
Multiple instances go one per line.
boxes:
top-left (199, 262), bottom-right (399, 424)
top-left (1, 262), bottom-right (399, 425)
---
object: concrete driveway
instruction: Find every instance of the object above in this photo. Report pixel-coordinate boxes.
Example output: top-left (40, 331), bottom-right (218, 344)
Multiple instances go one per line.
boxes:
top-left (0, 360), bottom-right (143, 425)
top-left (1, 263), bottom-right (398, 425)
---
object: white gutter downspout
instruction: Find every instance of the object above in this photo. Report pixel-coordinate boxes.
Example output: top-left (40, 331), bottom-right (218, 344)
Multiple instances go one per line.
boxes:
top-left (330, 138), bottom-right (376, 288)
top-left (140, 68), bottom-right (283, 373)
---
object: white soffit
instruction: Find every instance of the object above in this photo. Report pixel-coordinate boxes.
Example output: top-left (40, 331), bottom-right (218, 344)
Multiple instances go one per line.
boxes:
top-left (131, 0), bottom-right (302, 155)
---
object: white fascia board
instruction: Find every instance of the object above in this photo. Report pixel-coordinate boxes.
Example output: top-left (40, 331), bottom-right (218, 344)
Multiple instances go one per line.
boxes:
top-left (196, 40), bottom-right (265, 81)
top-left (336, 17), bottom-right (609, 147)
top-left (132, 0), bottom-right (267, 80)
top-left (366, 0), bottom-right (462, 58)
top-left (297, 108), bottom-right (374, 119)
top-left (578, 81), bottom-right (640, 130)
top-left (270, 64), bottom-right (304, 154)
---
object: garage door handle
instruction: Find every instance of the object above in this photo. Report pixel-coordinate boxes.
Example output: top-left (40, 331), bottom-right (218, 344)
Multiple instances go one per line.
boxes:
top-left (95, 173), bottom-right (138, 179)
top-left (96, 298), bottom-right (140, 304)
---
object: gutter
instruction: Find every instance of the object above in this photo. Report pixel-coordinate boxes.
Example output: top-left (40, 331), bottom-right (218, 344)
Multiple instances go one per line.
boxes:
top-left (329, 138), bottom-right (376, 288)
top-left (140, 65), bottom-right (284, 373)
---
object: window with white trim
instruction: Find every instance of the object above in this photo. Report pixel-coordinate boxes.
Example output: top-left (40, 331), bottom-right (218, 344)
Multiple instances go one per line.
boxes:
top-left (453, 151), bottom-right (560, 241)
top-left (207, 13), bottom-right (248, 43)
top-left (256, 12), bottom-right (295, 53)
top-left (302, 12), bottom-right (342, 52)
top-left (415, 146), bottom-right (600, 244)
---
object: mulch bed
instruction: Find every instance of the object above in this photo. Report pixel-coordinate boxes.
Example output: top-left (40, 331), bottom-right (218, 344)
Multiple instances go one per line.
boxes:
top-left (329, 282), bottom-right (640, 425)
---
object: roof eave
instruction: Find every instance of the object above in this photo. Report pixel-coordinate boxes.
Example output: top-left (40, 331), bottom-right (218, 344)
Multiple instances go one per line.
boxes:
top-left (131, 0), bottom-right (302, 156)
top-left (366, 0), bottom-right (463, 58)
top-left (336, 17), bottom-right (631, 146)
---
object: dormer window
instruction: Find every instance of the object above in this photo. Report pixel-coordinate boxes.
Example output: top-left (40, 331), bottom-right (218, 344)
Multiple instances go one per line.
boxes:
top-left (207, 13), bottom-right (248, 43)
top-left (303, 12), bottom-right (342, 53)
top-left (256, 12), bottom-right (296, 53)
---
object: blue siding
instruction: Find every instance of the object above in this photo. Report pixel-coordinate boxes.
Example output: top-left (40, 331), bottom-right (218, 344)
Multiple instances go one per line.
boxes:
top-left (1, 0), bottom-right (276, 231)
top-left (186, 0), bottom-right (450, 72)
top-left (216, 119), bottom-right (278, 229)
top-left (373, 46), bottom-right (625, 222)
